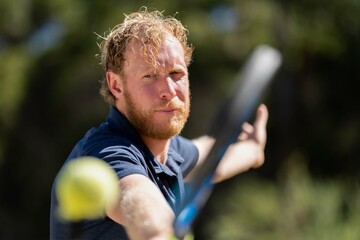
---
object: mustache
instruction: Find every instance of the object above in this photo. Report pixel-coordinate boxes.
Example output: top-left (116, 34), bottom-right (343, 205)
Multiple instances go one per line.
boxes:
top-left (157, 99), bottom-right (186, 110)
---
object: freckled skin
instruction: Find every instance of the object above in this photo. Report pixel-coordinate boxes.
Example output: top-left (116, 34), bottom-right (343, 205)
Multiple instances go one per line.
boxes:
top-left (117, 35), bottom-right (191, 140)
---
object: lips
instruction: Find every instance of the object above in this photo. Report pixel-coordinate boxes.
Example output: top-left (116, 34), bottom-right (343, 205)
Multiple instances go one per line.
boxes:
top-left (155, 102), bottom-right (184, 113)
top-left (155, 108), bottom-right (179, 113)
top-left (159, 107), bottom-right (178, 111)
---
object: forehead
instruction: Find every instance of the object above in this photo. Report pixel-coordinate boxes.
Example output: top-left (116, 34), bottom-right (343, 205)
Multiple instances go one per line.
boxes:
top-left (124, 35), bottom-right (185, 68)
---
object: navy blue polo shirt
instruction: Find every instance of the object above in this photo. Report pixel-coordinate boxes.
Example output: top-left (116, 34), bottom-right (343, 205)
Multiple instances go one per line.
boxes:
top-left (50, 107), bottom-right (199, 240)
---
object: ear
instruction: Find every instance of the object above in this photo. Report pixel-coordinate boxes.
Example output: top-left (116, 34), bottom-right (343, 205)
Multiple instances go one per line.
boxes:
top-left (106, 71), bottom-right (124, 100)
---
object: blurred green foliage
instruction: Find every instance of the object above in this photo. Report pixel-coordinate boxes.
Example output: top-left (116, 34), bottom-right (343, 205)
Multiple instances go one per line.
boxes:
top-left (195, 152), bottom-right (360, 239)
top-left (0, 0), bottom-right (359, 239)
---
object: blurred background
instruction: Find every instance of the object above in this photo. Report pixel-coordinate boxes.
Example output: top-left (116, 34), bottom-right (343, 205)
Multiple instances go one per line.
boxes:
top-left (0, 0), bottom-right (359, 239)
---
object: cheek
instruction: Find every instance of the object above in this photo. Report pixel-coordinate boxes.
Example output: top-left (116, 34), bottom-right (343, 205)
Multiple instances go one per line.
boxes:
top-left (179, 81), bottom-right (190, 101)
top-left (127, 82), bottom-right (156, 102)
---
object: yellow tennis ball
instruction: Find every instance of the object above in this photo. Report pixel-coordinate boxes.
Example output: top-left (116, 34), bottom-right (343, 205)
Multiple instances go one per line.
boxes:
top-left (56, 156), bottom-right (119, 221)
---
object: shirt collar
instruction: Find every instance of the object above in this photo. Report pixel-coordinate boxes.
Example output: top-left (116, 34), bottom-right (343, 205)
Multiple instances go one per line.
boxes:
top-left (106, 106), bottom-right (183, 176)
top-left (106, 106), bottom-right (143, 144)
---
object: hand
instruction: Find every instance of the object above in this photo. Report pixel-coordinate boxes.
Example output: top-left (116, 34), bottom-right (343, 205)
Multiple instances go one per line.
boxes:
top-left (213, 104), bottom-right (268, 182)
top-left (238, 103), bottom-right (268, 168)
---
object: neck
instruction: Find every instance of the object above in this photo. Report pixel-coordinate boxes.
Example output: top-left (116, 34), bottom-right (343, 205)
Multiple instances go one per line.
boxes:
top-left (141, 135), bottom-right (171, 165)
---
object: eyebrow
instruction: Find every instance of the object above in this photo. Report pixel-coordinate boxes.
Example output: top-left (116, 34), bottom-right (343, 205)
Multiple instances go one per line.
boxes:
top-left (140, 63), bottom-right (187, 73)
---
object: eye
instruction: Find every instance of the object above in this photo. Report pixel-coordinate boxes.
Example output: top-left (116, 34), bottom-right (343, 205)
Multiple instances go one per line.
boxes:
top-left (143, 73), bottom-right (159, 79)
top-left (170, 71), bottom-right (186, 81)
top-left (170, 71), bottom-right (181, 76)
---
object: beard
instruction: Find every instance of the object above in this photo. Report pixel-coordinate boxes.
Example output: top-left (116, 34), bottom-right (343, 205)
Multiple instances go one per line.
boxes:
top-left (122, 88), bottom-right (190, 140)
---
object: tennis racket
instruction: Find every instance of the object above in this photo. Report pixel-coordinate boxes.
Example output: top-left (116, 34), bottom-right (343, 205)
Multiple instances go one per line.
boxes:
top-left (174, 45), bottom-right (283, 239)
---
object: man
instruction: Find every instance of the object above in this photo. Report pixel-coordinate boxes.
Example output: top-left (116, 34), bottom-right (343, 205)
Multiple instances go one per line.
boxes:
top-left (50, 8), bottom-right (268, 240)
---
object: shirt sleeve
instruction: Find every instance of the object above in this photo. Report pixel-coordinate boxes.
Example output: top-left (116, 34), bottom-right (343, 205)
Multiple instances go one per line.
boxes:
top-left (170, 135), bottom-right (199, 177)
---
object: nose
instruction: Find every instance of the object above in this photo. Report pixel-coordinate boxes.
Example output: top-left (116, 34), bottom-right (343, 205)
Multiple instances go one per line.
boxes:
top-left (159, 76), bottom-right (177, 100)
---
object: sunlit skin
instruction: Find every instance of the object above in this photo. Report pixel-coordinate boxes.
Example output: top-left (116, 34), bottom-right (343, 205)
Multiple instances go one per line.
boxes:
top-left (106, 35), bottom-right (190, 164)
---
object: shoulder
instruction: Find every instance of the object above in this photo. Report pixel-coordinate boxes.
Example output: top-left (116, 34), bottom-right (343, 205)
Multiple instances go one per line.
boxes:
top-left (170, 135), bottom-right (197, 151)
top-left (75, 121), bottom-right (142, 156)
top-left (170, 135), bottom-right (199, 177)
top-left (68, 124), bottom-right (147, 167)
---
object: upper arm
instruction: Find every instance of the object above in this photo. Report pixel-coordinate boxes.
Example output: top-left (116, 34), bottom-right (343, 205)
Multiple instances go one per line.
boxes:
top-left (185, 136), bottom-right (215, 181)
top-left (191, 135), bottom-right (215, 165)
